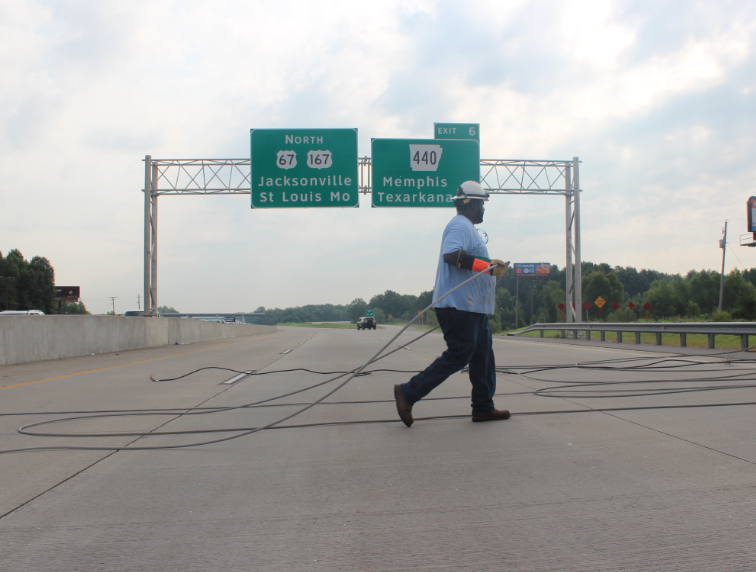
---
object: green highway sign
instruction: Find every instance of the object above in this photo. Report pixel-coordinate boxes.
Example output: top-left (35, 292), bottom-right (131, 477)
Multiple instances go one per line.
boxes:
top-left (370, 138), bottom-right (480, 207)
top-left (365, 310), bottom-right (374, 316)
top-left (434, 122), bottom-right (480, 142)
top-left (250, 128), bottom-right (358, 209)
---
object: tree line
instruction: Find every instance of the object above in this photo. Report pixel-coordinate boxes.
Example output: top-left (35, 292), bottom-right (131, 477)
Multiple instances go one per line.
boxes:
top-left (249, 262), bottom-right (756, 332)
top-left (5, 247), bottom-right (755, 327)
top-left (487, 262), bottom-right (756, 332)
top-left (0, 250), bottom-right (88, 314)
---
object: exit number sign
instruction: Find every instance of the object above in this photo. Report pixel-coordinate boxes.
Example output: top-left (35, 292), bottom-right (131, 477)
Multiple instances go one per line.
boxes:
top-left (434, 123), bottom-right (480, 142)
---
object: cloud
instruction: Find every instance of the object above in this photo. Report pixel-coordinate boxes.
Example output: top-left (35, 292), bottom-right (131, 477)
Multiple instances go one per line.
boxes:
top-left (1, 0), bottom-right (755, 313)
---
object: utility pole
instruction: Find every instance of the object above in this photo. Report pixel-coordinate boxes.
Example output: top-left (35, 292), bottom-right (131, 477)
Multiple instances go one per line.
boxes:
top-left (109, 296), bottom-right (117, 316)
top-left (529, 279), bottom-right (535, 324)
top-left (515, 277), bottom-right (519, 328)
top-left (718, 220), bottom-right (728, 313)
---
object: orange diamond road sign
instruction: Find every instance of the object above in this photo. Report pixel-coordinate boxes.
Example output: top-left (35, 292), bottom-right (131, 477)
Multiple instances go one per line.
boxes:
top-left (594, 296), bottom-right (606, 308)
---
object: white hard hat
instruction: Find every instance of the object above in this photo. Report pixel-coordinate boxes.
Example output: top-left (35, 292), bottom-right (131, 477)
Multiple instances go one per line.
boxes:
top-left (454, 180), bottom-right (489, 202)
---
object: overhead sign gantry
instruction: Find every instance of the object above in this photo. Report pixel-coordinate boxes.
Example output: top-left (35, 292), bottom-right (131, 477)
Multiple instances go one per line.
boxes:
top-left (143, 123), bottom-right (582, 324)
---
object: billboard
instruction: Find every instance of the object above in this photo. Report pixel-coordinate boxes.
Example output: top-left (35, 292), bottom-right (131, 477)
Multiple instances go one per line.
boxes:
top-left (55, 286), bottom-right (81, 301)
top-left (748, 196), bottom-right (756, 233)
top-left (514, 263), bottom-right (550, 277)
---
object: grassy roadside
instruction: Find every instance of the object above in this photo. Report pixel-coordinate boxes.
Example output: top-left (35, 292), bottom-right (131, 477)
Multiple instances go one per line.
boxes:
top-left (514, 329), bottom-right (752, 350)
top-left (280, 322), bottom-right (751, 350)
top-left (278, 322), bottom-right (357, 329)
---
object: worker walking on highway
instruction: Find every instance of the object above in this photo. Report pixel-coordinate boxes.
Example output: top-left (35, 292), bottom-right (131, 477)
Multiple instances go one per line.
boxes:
top-left (394, 181), bottom-right (511, 427)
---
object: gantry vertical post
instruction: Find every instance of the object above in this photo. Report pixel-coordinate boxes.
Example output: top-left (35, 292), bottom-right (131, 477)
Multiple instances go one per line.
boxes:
top-left (573, 157), bottom-right (582, 323)
top-left (143, 155), bottom-right (152, 317)
top-left (150, 162), bottom-right (159, 315)
top-left (718, 220), bottom-right (728, 313)
top-left (564, 163), bottom-right (574, 324)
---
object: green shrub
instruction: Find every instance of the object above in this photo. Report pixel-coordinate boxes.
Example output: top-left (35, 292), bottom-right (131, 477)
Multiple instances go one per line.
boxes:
top-left (710, 311), bottom-right (733, 322)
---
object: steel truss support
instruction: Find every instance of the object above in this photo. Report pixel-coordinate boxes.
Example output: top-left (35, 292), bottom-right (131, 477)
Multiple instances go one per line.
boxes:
top-left (560, 159), bottom-right (582, 324)
top-left (142, 156), bottom-right (582, 320)
top-left (143, 156), bottom-right (158, 316)
top-left (477, 158), bottom-right (582, 323)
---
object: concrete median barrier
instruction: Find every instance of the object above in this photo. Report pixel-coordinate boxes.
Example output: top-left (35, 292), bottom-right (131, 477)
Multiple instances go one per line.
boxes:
top-left (0, 316), bottom-right (277, 366)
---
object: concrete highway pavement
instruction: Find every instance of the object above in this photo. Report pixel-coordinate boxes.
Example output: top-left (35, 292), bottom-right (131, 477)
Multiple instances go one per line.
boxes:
top-left (1, 325), bottom-right (756, 570)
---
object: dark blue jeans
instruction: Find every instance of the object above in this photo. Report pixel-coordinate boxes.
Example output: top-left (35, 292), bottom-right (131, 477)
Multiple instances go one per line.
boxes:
top-left (400, 308), bottom-right (496, 415)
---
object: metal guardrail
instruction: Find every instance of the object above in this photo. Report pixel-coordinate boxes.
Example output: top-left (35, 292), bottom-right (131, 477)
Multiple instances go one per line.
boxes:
top-left (509, 322), bottom-right (756, 350)
top-left (161, 313), bottom-right (265, 324)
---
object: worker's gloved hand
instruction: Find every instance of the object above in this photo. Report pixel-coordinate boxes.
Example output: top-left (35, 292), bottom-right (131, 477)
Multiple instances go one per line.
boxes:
top-left (490, 259), bottom-right (510, 277)
top-left (442, 250), bottom-right (510, 276)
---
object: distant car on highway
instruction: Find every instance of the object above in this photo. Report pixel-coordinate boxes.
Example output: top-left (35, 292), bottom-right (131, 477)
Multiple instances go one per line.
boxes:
top-left (356, 316), bottom-right (376, 330)
top-left (0, 310), bottom-right (45, 315)
top-left (123, 311), bottom-right (162, 317)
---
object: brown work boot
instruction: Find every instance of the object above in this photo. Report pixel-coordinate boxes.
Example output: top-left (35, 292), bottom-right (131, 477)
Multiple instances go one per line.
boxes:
top-left (472, 408), bottom-right (511, 422)
top-left (394, 384), bottom-right (414, 427)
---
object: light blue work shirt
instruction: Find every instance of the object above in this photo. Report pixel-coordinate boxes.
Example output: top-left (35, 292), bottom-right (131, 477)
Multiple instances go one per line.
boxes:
top-left (433, 214), bottom-right (496, 314)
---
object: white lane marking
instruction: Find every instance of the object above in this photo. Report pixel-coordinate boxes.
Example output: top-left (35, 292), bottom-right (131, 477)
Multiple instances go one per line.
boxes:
top-left (281, 349), bottom-right (292, 354)
top-left (221, 370), bottom-right (255, 385)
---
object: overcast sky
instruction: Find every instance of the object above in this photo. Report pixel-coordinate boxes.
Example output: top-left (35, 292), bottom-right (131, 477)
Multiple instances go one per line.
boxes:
top-left (2, 0), bottom-right (755, 314)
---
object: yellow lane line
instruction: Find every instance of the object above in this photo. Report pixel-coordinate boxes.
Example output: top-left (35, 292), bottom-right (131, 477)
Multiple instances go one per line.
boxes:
top-left (0, 331), bottom-right (285, 391)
